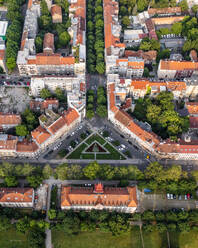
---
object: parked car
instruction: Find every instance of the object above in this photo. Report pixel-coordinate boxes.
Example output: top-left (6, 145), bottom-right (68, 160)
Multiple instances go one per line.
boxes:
top-left (187, 193), bottom-right (190, 200)
top-left (173, 194), bottom-right (176, 199)
top-left (167, 193), bottom-right (170, 199)
top-left (184, 195), bottom-right (187, 200)
top-left (178, 195), bottom-right (182, 200)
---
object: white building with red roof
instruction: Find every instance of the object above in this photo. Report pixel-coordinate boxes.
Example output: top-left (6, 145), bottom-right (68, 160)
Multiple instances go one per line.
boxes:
top-left (61, 183), bottom-right (138, 213)
top-left (0, 188), bottom-right (34, 208)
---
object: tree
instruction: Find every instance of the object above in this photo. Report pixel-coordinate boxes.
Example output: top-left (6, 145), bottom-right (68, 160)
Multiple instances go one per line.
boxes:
top-left (55, 163), bottom-right (68, 180)
top-left (83, 161), bottom-right (100, 179)
top-left (145, 162), bottom-right (164, 182)
top-left (86, 109), bottom-right (94, 119)
top-left (40, 88), bottom-right (52, 99)
top-left (0, 216), bottom-right (11, 231)
top-left (67, 165), bottom-right (83, 179)
top-left (62, 216), bottom-right (80, 234)
top-left (16, 217), bottom-right (29, 233)
top-left (35, 36), bottom-right (43, 53)
top-left (192, 5), bottom-right (198, 14)
top-left (55, 87), bottom-right (65, 102)
top-left (22, 163), bottom-right (35, 176)
top-left (4, 176), bottom-right (18, 187)
top-left (171, 22), bottom-right (182, 35)
top-left (42, 164), bottom-right (53, 179)
top-left (155, 212), bottom-right (165, 221)
top-left (28, 229), bottom-right (45, 248)
top-left (128, 165), bottom-right (144, 180)
top-left (96, 105), bottom-right (107, 117)
top-left (137, 0), bottom-right (148, 12)
top-left (166, 211), bottom-right (178, 222)
top-left (96, 62), bottom-right (105, 74)
top-left (59, 31), bottom-right (70, 47)
top-left (191, 170), bottom-right (198, 182)
top-left (178, 222), bottom-right (191, 232)
top-left (6, 57), bottom-right (16, 71)
top-left (143, 67), bottom-right (149, 77)
top-left (27, 175), bottom-right (43, 188)
top-left (166, 165), bottom-right (182, 181)
top-left (122, 16), bottom-right (130, 27)
top-left (167, 223), bottom-right (176, 231)
top-left (146, 105), bottom-right (161, 124)
top-left (157, 223), bottom-right (167, 233)
top-left (48, 209), bottom-right (57, 220)
top-left (40, 0), bottom-right (50, 15)
top-left (179, 0), bottom-right (188, 11)
top-left (143, 223), bottom-right (155, 232)
top-left (99, 164), bottom-right (115, 180)
top-left (142, 210), bottom-right (155, 221)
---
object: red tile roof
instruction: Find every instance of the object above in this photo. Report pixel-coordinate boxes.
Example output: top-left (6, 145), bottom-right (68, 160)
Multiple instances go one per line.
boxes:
top-left (0, 135), bottom-right (18, 150)
top-left (28, 54), bottom-right (75, 65)
top-left (30, 99), bottom-right (59, 110)
top-left (61, 184), bottom-right (137, 208)
top-left (186, 102), bottom-right (198, 115)
top-left (189, 116), bottom-right (198, 128)
top-left (16, 140), bottom-right (39, 153)
top-left (51, 4), bottom-right (62, 16)
top-left (43, 33), bottom-right (54, 53)
top-left (160, 60), bottom-right (198, 71)
top-left (148, 7), bottom-right (181, 16)
top-left (0, 113), bottom-right (21, 126)
top-left (0, 188), bottom-right (34, 203)
top-left (63, 108), bottom-right (79, 126)
top-left (31, 125), bottom-right (51, 145)
top-left (125, 50), bottom-right (157, 62)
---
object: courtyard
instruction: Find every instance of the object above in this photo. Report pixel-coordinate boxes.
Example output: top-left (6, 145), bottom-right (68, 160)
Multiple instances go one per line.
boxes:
top-left (0, 86), bottom-right (31, 113)
top-left (66, 133), bottom-right (126, 160)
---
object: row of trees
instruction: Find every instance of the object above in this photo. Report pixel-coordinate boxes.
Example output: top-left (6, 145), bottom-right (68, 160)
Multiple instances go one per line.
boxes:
top-left (86, 89), bottom-right (95, 119)
top-left (36, 0), bottom-right (71, 52)
top-left (6, 0), bottom-right (26, 72)
top-left (132, 91), bottom-right (189, 140)
top-left (182, 16), bottom-right (198, 54)
top-left (86, 0), bottom-right (105, 74)
top-left (133, 209), bottom-right (198, 233)
top-left (96, 86), bottom-right (107, 117)
top-left (0, 162), bottom-right (53, 188)
top-left (52, 209), bottom-right (131, 236)
top-left (1, 161), bottom-right (197, 194)
top-left (51, 208), bottom-right (198, 236)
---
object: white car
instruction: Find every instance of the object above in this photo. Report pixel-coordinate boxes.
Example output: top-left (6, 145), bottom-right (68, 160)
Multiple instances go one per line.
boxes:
top-left (167, 193), bottom-right (170, 199)
top-left (71, 132), bottom-right (75, 136)
top-left (184, 195), bottom-right (187, 200)
top-left (121, 144), bottom-right (126, 149)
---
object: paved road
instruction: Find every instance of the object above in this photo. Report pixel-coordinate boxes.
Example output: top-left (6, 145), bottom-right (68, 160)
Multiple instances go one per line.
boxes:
top-left (45, 185), bottom-right (52, 248)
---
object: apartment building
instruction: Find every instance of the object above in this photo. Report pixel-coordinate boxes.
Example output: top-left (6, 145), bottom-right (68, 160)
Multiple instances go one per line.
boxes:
top-left (157, 60), bottom-right (198, 79)
top-left (0, 188), bottom-right (34, 208)
top-left (0, 134), bottom-right (18, 157)
top-left (109, 57), bottom-right (144, 78)
top-left (17, 0), bottom-right (85, 76)
top-left (148, 7), bottom-right (181, 17)
top-left (0, 113), bottom-right (21, 130)
top-left (61, 183), bottom-right (138, 213)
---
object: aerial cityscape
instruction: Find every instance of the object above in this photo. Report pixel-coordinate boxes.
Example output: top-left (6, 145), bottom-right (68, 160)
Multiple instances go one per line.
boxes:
top-left (0, 0), bottom-right (198, 247)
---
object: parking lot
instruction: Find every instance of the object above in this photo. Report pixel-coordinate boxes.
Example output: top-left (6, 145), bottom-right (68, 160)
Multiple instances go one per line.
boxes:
top-left (139, 191), bottom-right (196, 212)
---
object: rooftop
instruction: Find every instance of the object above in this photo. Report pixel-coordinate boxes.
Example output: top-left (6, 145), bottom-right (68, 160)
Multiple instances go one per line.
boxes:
top-left (0, 113), bottom-right (21, 126)
top-left (0, 188), bottom-right (34, 203)
top-left (61, 184), bottom-right (137, 207)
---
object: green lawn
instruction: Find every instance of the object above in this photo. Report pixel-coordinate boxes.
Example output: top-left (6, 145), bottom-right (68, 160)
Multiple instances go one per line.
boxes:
top-left (143, 230), bottom-right (168, 248)
top-left (169, 230), bottom-right (198, 248)
top-left (85, 134), bottom-right (106, 145)
top-left (0, 227), bottom-right (29, 248)
top-left (67, 133), bottom-right (125, 160)
top-left (67, 143), bottom-right (87, 159)
top-left (52, 230), bottom-right (132, 248)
